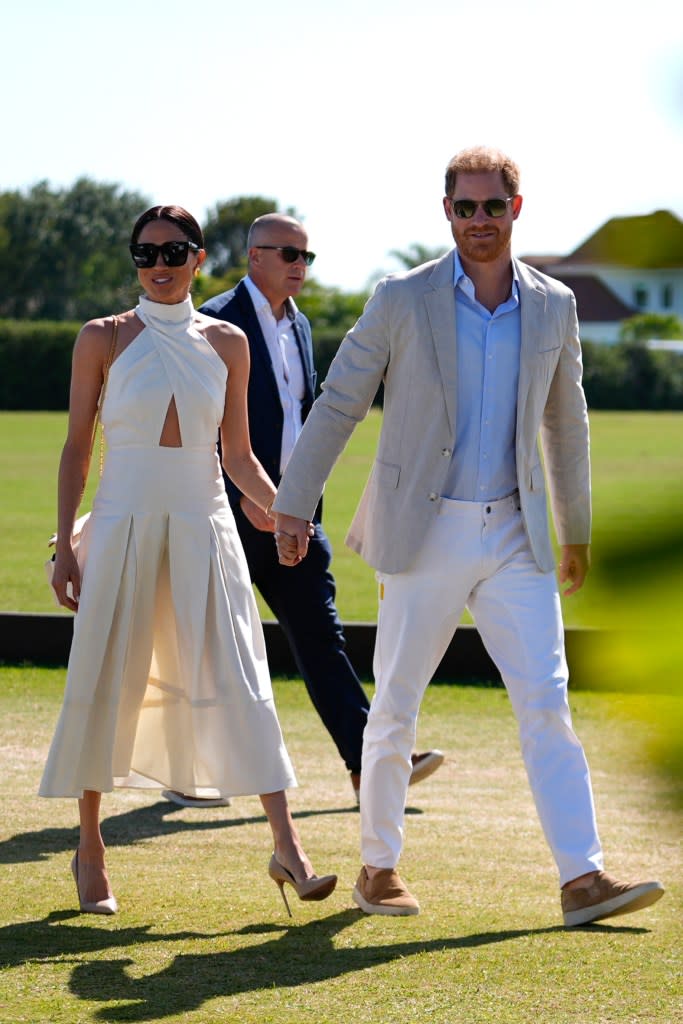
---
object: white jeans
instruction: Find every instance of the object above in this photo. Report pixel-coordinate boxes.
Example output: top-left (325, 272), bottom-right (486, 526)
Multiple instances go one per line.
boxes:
top-left (360, 494), bottom-right (603, 886)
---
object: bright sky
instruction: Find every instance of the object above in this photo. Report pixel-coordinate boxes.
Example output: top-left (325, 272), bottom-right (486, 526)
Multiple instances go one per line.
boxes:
top-left (4, 0), bottom-right (682, 292)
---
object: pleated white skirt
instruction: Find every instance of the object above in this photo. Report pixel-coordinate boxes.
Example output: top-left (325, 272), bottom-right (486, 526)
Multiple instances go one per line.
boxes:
top-left (40, 446), bottom-right (296, 798)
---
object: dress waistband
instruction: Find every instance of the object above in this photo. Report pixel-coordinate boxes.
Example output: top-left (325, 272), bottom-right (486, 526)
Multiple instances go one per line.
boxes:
top-left (94, 446), bottom-right (227, 515)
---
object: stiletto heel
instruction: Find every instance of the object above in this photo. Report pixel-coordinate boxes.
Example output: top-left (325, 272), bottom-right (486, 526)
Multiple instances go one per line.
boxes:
top-left (273, 873), bottom-right (293, 917)
top-left (268, 854), bottom-right (337, 916)
top-left (71, 851), bottom-right (118, 915)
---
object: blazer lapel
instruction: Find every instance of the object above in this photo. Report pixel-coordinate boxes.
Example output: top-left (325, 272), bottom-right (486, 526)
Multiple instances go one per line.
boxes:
top-left (423, 251), bottom-right (458, 436)
top-left (290, 312), bottom-right (316, 405)
top-left (235, 280), bottom-right (281, 407)
top-left (515, 258), bottom-right (548, 440)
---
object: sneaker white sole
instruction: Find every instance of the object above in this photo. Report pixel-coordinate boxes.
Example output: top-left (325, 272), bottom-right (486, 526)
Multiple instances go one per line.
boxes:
top-left (409, 750), bottom-right (445, 786)
top-left (563, 881), bottom-right (664, 927)
top-left (162, 790), bottom-right (231, 808)
top-left (352, 885), bottom-right (420, 916)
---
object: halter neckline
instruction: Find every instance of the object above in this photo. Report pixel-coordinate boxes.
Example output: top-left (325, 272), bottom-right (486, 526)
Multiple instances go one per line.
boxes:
top-left (137, 295), bottom-right (194, 325)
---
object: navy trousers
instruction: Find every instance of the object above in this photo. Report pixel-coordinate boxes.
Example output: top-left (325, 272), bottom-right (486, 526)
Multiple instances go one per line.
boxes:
top-left (234, 507), bottom-right (370, 773)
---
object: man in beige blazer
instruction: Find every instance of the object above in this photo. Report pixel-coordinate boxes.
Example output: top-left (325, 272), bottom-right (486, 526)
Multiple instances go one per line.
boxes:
top-left (273, 146), bottom-right (664, 926)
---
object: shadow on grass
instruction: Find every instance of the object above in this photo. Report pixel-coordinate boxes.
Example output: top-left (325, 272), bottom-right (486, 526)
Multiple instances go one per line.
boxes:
top-left (0, 799), bottom-right (421, 865)
top-left (0, 908), bottom-right (650, 1022)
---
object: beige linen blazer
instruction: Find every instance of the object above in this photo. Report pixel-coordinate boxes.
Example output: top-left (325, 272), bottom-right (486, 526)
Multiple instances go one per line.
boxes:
top-left (274, 250), bottom-right (591, 575)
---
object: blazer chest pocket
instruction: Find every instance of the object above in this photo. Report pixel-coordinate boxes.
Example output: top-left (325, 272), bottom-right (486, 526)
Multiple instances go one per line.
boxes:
top-left (534, 343), bottom-right (562, 393)
top-left (536, 313), bottom-right (564, 353)
top-left (374, 459), bottom-right (401, 490)
top-left (536, 337), bottom-right (562, 353)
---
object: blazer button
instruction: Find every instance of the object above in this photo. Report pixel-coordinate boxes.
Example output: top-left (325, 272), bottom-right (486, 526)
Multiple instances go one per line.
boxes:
top-left (428, 492), bottom-right (439, 501)
top-left (441, 448), bottom-right (452, 457)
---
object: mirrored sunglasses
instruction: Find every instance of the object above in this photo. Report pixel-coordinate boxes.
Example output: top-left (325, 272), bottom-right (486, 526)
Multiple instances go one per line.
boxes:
top-left (129, 240), bottom-right (200, 268)
top-left (254, 245), bottom-right (316, 266)
top-left (450, 198), bottom-right (513, 219)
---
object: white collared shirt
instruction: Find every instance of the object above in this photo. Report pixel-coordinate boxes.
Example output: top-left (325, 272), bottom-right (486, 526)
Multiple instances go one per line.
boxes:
top-left (244, 276), bottom-right (306, 473)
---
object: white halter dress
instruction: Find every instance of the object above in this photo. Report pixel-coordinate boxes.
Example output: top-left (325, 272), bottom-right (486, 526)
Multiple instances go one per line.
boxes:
top-left (40, 296), bottom-right (296, 798)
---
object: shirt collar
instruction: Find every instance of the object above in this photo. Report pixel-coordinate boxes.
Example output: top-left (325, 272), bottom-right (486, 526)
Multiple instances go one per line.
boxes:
top-left (245, 275), bottom-right (298, 322)
top-left (452, 249), bottom-right (520, 300)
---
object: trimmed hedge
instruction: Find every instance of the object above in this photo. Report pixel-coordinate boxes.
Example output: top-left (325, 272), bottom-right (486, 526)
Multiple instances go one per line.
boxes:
top-left (315, 331), bottom-right (683, 411)
top-left (1, 320), bottom-right (682, 411)
top-left (0, 320), bottom-right (79, 410)
top-left (582, 339), bottom-right (683, 410)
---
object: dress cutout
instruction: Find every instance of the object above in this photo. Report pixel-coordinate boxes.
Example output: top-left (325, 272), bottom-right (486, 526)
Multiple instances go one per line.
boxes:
top-left (40, 296), bottom-right (296, 798)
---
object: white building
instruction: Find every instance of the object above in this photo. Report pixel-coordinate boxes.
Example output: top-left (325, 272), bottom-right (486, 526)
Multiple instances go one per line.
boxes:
top-left (522, 210), bottom-right (683, 344)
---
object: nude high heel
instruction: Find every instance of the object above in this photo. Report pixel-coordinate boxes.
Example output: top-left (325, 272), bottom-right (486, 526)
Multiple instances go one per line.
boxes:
top-left (71, 851), bottom-right (118, 915)
top-left (268, 854), bottom-right (337, 916)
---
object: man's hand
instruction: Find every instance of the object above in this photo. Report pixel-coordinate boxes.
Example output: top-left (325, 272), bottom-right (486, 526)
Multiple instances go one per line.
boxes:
top-left (274, 513), bottom-right (314, 565)
top-left (240, 495), bottom-right (276, 533)
top-left (559, 543), bottom-right (591, 596)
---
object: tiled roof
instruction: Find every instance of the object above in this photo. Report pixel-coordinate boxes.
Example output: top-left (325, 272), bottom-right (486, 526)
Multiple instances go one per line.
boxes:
top-left (518, 254), bottom-right (562, 269)
top-left (556, 210), bottom-right (683, 268)
top-left (546, 273), bottom-right (636, 322)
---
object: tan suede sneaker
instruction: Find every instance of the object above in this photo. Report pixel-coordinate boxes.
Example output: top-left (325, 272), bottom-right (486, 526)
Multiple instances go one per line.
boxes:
top-left (352, 867), bottom-right (420, 916)
top-left (562, 871), bottom-right (664, 927)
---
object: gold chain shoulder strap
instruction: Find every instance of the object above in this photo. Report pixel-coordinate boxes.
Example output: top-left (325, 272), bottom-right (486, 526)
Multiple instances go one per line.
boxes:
top-left (93, 315), bottom-right (119, 477)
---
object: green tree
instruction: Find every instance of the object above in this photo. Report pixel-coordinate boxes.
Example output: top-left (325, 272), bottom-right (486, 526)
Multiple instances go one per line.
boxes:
top-left (296, 279), bottom-right (368, 332)
top-left (619, 312), bottom-right (683, 341)
top-left (202, 196), bottom-right (299, 277)
top-left (582, 339), bottom-right (683, 410)
top-left (0, 179), bottom-right (150, 320)
top-left (389, 242), bottom-right (449, 270)
top-left (192, 267), bottom-right (246, 308)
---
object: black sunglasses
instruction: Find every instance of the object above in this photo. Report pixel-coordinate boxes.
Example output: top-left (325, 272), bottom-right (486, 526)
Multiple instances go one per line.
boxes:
top-left (254, 245), bottom-right (316, 266)
top-left (450, 197), bottom-right (514, 219)
top-left (129, 240), bottom-right (200, 268)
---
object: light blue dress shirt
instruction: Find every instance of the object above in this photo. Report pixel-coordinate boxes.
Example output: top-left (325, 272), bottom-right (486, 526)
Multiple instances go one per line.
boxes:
top-left (443, 251), bottom-right (521, 502)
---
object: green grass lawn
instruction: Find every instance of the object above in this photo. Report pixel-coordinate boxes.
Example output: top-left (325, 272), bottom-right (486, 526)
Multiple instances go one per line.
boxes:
top-left (1, 410), bottom-right (682, 625)
top-left (0, 668), bottom-right (680, 1023)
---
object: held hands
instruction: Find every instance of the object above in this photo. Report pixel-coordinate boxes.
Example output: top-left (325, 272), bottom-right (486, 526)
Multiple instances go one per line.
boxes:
top-left (240, 495), bottom-right (276, 533)
top-left (51, 547), bottom-right (81, 612)
top-left (559, 543), bottom-right (591, 596)
top-left (274, 513), bottom-right (315, 565)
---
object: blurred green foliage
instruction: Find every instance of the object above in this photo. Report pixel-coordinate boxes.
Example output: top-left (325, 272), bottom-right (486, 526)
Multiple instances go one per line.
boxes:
top-left (578, 498), bottom-right (683, 804)
top-left (619, 312), bottom-right (683, 341)
top-left (582, 339), bottom-right (683, 410)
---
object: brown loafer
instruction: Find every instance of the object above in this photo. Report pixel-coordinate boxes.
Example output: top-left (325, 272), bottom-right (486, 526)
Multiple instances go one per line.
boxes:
top-left (562, 871), bottom-right (664, 927)
top-left (353, 866), bottom-right (420, 916)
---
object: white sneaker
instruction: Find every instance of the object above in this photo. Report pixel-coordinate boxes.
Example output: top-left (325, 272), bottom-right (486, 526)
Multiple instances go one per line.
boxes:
top-left (350, 750), bottom-right (445, 805)
top-left (162, 790), bottom-right (231, 808)
top-left (408, 750), bottom-right (445, 785)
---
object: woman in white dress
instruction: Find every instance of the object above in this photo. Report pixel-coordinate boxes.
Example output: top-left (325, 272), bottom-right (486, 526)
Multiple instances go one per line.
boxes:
top-left (41, 205), bottom-right (336, 916)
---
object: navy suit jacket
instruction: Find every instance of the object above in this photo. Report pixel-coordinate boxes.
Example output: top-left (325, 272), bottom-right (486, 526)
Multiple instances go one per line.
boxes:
top-left (199, 279), bottom-right (319, 515)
